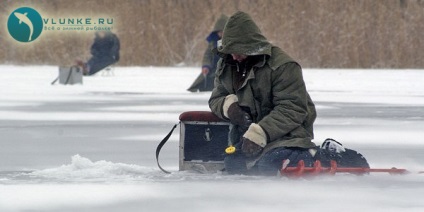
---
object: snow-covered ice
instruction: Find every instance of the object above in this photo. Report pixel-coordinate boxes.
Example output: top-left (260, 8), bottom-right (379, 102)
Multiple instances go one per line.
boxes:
top-left (0, 66), bottom-right (423, 211)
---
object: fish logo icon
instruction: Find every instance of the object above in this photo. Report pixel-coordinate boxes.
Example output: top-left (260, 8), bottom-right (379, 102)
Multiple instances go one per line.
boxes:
top-left (13, 12), bottom-right (34, 41)
top-left (7, 7), bottom-right (43, 43)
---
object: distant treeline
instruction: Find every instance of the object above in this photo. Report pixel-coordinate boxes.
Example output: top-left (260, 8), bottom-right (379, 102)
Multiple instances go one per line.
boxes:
top-left (1, 0), bottom-right (423, 68)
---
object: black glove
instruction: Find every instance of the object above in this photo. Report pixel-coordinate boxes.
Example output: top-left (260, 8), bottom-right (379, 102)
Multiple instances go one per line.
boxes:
top-left (241, 137), bottom-right (263, 157)
top-left (227, 103), bottom-right (252, 131)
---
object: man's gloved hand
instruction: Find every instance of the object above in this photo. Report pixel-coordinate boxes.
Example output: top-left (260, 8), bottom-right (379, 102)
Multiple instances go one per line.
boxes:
top-left (227, 103), bottom-right (252, 130)
top-left (241, 137), bottom-right (263, 157)
top-left (241, 123), bottom-right (267, 157)
top-left (202, 67), bottom-right (209, 76)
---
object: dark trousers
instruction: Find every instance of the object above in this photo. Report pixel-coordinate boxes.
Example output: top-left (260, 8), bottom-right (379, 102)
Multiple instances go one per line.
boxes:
top-left (86, 56), bottom-right (116, 76)
top-left (224, 147), bottom-right (315, 176)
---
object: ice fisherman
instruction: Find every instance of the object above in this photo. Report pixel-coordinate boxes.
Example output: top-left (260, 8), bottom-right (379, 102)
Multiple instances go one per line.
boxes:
top-left (187, 14), bottom-right (229, 92)
top-left (209, 11), bottom-right (369, 175)
top-left (77, 31), bottom-right (120, 76)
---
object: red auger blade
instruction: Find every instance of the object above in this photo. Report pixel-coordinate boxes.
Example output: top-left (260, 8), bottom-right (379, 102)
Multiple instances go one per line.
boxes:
top-left (280, 160), bottom-right (408, 178)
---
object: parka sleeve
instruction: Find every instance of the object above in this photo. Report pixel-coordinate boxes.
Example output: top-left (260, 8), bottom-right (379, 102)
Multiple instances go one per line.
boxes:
top-left (208, 60), bottom-right (229, 120)
top-left (258, 63), bottom-right (310, 142)
top-left (202, 42), bottom-right (214, 69)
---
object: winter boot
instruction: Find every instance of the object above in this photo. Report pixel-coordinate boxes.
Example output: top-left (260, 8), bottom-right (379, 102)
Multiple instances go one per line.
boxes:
top-left (314, 138), bottom-right (369, 168)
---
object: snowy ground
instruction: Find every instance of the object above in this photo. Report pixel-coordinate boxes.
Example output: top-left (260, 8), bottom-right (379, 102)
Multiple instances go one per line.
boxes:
top-left (0, 66), bottom-right (423, 211)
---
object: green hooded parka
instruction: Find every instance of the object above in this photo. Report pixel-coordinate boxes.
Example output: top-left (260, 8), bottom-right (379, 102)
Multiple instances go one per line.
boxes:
top-left (209, 11), bottom-right (317, 161)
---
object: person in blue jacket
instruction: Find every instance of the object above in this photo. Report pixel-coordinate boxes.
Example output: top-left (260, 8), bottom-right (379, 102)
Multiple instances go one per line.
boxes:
top-left (188, 14), bottom-right (228, 92)
top-left (77, 31), bottom-right (120, 76)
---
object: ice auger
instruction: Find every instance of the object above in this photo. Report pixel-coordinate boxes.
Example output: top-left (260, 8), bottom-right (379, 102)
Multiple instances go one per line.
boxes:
top-left (280, 160), bottom-right (409, 178)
